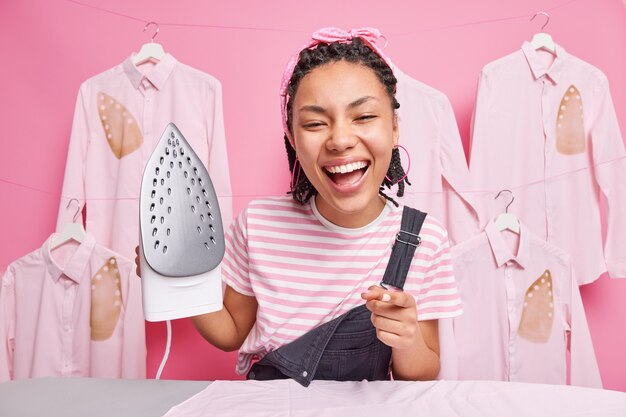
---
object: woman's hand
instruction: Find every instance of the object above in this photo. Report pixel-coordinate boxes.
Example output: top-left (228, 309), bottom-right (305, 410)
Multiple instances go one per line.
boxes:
top-left (362, 285), bottom-right (440, 380)
top-left (134, 245), bottom-right (141, 277)
top-left (361, 285), bottom-right (419, 349)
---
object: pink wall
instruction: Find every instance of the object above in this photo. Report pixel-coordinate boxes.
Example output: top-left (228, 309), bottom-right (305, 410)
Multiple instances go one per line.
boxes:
top-left (1, 0), bottom-right (625, 390)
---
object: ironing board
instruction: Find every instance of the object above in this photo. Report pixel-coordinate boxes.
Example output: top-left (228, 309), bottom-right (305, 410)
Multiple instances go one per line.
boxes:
top-left (0, 377), bottom-right (209, 417)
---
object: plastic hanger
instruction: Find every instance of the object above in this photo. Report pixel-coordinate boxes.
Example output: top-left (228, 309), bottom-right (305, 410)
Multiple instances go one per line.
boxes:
top-left (494, 190), bottom-right (520, 234)
top-left (50, 199), bottom-right (85, 250)
top-left (132, 22), bottom-right (165, 66)
top-left (530, 11), bottom-right (556, 54)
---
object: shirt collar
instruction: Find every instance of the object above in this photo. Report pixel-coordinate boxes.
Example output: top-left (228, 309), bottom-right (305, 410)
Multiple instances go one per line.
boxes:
top-left (122, 53), bottom-right (177, 91)
top-left (43, 233), bottom-right (97, 284)
top-left (521, 41), bottom-right (565, 84)
top-left (484, 220), bottom-right (530, 269)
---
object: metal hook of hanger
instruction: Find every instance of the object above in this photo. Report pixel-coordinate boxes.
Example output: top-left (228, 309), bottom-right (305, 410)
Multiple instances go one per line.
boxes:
top-left (495, 189), bottom-right (514, 214)
top-left (379, 34), bottom-right (389, 50)
top-left (530, 11), bottom-right (550, 32)
top-left (143, 21), bottom-right (160, 42)
top-left (66, 198), bottom-right (81, 223)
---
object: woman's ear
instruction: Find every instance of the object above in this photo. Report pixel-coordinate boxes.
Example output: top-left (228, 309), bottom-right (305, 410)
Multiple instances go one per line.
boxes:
top-left (392, 113), bottom-right (399, 146)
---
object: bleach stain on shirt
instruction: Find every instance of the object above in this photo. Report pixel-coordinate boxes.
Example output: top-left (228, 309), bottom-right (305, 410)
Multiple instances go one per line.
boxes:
top-left (556, 85), bottom-right (585, 155)
top-left (518, 270), bottom-right (554, 343)
top-left (90, 257), bottom-right (122, 341)
top-left (97, 92), bottom-right (143, 159)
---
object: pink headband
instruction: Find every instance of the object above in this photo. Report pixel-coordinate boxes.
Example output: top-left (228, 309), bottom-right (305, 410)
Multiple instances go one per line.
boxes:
top-left (280, 27), bottom-right (393, 146)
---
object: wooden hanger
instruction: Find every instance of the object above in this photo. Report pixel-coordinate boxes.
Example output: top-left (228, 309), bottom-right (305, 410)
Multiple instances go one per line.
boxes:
top-left (530, 11), bottom-right (556, 54)
top-left (50, 199), bottom-right (85, 250)
top-left (494, 190), bottom-right (520, 234)
top-left (132, 21), bottom-right (166, 66)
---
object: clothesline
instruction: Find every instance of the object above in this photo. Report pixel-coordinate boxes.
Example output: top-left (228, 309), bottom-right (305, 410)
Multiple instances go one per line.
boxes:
top-left (64, 0), bottom-right (582, 36)
top-left (1, 154), bottom-right (623, 201)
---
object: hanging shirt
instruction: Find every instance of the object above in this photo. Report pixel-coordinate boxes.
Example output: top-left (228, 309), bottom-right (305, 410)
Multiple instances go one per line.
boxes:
top-left (469, 42), bottom-right (626, 283)
top-left (450, 220), bottom-right (602, 388)
top-left (222, 196), bottom-right (462, 375)
top-left (393, 65), bottom-right (480, 246)
top-left (55, 54), bottom-right (233, 265)
top-left (0, 234), bottom-right (145, 381)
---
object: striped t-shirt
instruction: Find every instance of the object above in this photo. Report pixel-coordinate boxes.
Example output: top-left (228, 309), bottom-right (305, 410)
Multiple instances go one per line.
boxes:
top-left (222, 196), bottom-right (462, 374)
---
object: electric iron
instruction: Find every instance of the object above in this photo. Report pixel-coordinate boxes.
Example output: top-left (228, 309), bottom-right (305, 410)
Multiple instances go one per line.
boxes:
top-left (139, 123), bottom-right (225, 322)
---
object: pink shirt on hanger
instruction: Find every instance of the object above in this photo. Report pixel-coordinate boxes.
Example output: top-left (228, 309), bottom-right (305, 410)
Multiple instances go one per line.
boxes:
top-left (450, 221), bottom-right (602, 388)
top-left (55, 54), bottom-right (233, 264)
top-left (393, 65), bottom-right (480, 246)
top-left (0, 234), bottom-right (145, 381)
top-left (469, 42), bottom-right (626, 284)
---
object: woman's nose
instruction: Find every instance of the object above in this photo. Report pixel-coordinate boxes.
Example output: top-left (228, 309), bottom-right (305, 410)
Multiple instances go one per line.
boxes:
top-left (326, 121), bottom-right (357, 152)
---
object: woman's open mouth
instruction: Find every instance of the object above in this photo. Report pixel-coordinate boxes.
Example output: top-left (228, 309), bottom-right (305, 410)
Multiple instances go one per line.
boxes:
top-left (323, 160), bottom-right (370, 190)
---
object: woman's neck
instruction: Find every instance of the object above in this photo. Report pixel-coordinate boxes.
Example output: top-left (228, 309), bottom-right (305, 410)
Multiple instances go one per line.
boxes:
top-left (313, 194), bottom-right (387, 228)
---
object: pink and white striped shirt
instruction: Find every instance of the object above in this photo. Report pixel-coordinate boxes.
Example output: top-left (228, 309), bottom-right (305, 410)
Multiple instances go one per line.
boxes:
top-left (222, 196), bottom-right (462, 374)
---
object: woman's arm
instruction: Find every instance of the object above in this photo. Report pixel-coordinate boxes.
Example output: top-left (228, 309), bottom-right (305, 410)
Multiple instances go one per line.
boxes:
top-left (191, 285), bottom-right (258, 352)
top-left (362, 286), bottom-right (440, 380)
top-left (390, 319), bottom-right (440, 380)
top-left (135, 246), bottom-right (257, 352)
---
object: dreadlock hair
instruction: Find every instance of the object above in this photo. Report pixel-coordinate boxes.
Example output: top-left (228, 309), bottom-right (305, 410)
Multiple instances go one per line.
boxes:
top-left (284, 37), bottom-right (411, 207)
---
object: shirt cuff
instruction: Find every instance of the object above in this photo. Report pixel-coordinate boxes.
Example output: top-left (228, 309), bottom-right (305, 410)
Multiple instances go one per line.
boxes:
top-left (607, 259), bottom-right (626, 279)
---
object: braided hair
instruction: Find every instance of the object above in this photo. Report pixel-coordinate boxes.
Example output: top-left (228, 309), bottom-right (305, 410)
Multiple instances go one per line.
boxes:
top-left (284, 37), bottom-right (410, 206)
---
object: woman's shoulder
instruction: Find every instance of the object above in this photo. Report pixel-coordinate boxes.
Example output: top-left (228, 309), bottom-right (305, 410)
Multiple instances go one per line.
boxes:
top-left (396, 204), bottom-right (449, 243)
top-left (243, 196), bottom-right (311, 213)
top-left (233, 196), bottom-right (313, 224)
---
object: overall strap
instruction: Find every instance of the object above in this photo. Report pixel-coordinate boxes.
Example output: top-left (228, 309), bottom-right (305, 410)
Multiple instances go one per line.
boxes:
top-left (381, 206), bottom-right (427, 290)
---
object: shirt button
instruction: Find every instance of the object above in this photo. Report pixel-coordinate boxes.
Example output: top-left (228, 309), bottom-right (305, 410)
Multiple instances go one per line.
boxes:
top-left (302, 371), bottom-right (308, 377)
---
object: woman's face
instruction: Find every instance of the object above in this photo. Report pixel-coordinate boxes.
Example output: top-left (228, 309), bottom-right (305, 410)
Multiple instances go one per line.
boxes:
top-left (291, 60), bottom-right (398, 228)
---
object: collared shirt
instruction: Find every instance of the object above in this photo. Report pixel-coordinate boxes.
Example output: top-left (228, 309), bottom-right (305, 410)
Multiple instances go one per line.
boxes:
top-left (55, 54), bottom-right (233, 265)
top-left (469, 42), bottom-right (626, 283)
top-left (0, 234), bottom-right (145, 381)
top-left (450, 221), bottom-right (602, 387)
top-left (393, 66), bottom-right (480, 246)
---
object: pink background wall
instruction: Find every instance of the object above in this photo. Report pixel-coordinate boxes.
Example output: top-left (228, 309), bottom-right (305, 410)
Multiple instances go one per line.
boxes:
top-left (1, 0), bottom-right (626, 390)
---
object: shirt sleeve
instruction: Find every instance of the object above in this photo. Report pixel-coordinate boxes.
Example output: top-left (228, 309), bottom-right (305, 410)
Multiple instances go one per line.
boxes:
top-left (436, 318), bottom-right (459, 380)
top-left (438, 96), bottom-right (481, 245)
top-left (590, 74), bottom-right (626, 278)
top-left (207, 79), bottom-right (234, 232)
top-left (468, 70), bottom-right (494, 230)
top-left (56, 85), bottom-right (90, 231)
top-left (120, 259), bottom-right (147, 378)
top-left (567, 264), bottom-right (603, 388)
top-left (410, 219), bottom-right (463, 321)
top-left (221, 208), bottom-right (253, 296)
top-left (468, 70), bottom-right (490, 173)
top-left (0, 267), bottom-right (16, 382)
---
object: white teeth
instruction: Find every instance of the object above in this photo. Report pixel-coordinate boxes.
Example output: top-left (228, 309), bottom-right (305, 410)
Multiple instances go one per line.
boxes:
top-left (326, 161), bottom-right (368, 174)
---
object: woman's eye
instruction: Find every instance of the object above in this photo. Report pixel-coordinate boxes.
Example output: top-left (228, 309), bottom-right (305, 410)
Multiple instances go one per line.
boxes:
top-left (303, 122), bottom-right (325, 129)
top-left (356, 115), bottom-right (376, 122)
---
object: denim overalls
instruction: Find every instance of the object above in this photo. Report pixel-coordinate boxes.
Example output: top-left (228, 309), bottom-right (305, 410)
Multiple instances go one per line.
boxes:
top-left (247, 207), bottom-right (427, 387)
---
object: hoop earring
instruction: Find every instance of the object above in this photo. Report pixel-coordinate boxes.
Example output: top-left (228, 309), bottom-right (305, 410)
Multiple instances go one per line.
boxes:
top-left (290, 158), bottom-right (303, 192)
top-left (385, 144), bottom-right (411, 184)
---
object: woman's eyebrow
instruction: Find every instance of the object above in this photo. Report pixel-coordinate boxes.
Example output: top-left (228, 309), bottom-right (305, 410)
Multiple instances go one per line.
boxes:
top-left (299, 105), bottom-right (327, 114)
top-left (298, 96), bottom-right (378, 114)
top-left (348, 96), bottom-right (378, 109)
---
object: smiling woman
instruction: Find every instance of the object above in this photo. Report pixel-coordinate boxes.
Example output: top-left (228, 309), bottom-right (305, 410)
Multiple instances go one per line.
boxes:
top-left (283, 36), bottom-right (410, 217)
top-left (188, 27), bottom-right (463, 386)
top-left (291, 61), bottom-right (398, 228)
